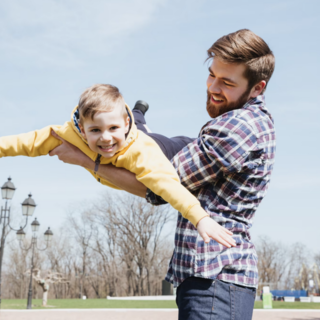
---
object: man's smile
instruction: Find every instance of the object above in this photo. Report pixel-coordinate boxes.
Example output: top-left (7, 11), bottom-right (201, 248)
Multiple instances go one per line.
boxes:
top-left (211, 95), bottom-right (224, 104)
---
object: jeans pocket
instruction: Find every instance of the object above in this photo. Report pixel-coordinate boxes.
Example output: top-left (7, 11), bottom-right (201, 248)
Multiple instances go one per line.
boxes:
top-left (177, 278), bottom-right (215, 320)
top-left (230, 285), bottom-right (255, 320)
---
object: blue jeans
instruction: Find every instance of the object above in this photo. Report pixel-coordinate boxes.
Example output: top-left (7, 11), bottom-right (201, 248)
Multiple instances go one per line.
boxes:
top-left (176, 277), bottom-right (256, 320)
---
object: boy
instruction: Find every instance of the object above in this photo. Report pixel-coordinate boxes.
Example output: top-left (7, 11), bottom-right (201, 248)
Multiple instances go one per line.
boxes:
top-left (0, 84), bottom-right (235, 247)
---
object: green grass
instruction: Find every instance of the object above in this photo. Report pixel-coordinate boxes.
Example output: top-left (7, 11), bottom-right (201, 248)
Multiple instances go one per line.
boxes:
top-left (0, 299), bottom-right (319, 310)
top-left (0, 299), bottom-right (177, 309)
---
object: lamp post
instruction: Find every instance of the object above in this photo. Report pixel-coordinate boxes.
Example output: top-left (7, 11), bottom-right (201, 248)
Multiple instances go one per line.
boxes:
top-left (0, 178), bottom-right (36, 307)
top-left (17, 218), bottom-right (53, 309)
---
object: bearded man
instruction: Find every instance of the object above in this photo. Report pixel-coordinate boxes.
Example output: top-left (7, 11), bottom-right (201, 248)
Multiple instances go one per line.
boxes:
top-left (50, 29), bottom-right (276, 320)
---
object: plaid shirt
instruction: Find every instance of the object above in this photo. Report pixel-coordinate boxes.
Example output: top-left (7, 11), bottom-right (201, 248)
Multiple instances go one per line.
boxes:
top-left (146, 95), bottom-right (276, 288)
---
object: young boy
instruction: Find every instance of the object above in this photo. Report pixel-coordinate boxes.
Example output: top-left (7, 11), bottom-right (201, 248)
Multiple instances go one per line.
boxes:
top-left (0, 84), bottom-right (235, 247)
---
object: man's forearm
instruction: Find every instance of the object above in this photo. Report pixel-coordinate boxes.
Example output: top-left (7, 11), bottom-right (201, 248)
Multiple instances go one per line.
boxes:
top-left (49, 131), bottom-right (147, 198)
top-left (81, 156), bottom-right (147, 198)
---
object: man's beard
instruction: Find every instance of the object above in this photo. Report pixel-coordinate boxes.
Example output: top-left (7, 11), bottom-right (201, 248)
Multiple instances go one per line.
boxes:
top-left (206, 88), bottom-right (251, 118)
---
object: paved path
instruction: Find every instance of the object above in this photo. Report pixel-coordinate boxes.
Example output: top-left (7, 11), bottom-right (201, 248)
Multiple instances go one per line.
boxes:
top-left (253, 310), bottom-right (320, 320)
top-left (0, 309), bottom-right (319, 320)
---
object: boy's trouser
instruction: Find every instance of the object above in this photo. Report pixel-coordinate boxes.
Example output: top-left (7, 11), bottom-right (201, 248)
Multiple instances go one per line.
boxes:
top-left (176, 277), bottom-right (256, 320)
top-left (133, 110), bottom-right (195, 160)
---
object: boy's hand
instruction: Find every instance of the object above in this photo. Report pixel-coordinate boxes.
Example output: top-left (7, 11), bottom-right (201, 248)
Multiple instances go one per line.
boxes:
top-left (49, 130), bottom-right (94, 169)
top-left (197, 216), bottom-right (236, 248)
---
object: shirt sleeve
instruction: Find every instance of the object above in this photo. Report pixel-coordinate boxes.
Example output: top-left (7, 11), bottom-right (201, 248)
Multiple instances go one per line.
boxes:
top-left (115, 132), bottom-right (209, 227)
top-left (146, 116), bottom-right (257, 204)
top-left (0, 125), bottom-right (62, 158)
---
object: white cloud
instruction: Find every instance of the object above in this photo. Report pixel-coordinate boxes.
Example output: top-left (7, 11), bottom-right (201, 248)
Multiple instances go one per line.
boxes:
top-left (0, 0), bottom-right (166, 67)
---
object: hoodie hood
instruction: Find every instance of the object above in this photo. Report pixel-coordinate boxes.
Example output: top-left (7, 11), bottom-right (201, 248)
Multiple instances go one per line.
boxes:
top-left (70, 104), bottom-right (138, 158)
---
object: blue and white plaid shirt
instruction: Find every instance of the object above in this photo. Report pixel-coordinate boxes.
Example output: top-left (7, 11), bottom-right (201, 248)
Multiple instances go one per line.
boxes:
top-left (146, 95), bottom-right (276, 288)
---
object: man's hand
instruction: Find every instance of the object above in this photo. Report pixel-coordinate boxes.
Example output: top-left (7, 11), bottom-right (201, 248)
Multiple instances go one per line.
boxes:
top-left (49, 130), bottom-right (147, 196)
top-left (49, 130), bottom-right (94, 170)
top-left (197, 216), bottom-right (236, 248)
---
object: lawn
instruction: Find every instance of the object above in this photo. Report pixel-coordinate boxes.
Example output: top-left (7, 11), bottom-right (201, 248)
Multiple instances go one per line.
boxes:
top-left (1, 299), bottom-right (320, 310)
top-left (0, 299), bottom-right (177, 309)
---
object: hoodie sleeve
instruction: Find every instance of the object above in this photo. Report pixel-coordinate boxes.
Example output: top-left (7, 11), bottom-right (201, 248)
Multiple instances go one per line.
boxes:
top-left (0, 125), bottom-right (62, 158)
top-left (114, 132), bottom-right (209, 227)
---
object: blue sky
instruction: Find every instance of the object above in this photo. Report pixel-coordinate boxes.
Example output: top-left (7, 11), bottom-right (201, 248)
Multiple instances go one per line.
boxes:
top-left (0, 0), bottom-right (319, 252)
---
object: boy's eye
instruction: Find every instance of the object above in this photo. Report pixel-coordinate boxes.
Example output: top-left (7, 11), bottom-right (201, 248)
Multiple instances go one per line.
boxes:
top-left (91, 128), bottom-right (100, 132)
top-left (110, 126), bottom-right (118, 130)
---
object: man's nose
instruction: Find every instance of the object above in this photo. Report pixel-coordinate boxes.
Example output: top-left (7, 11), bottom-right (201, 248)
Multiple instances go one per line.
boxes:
top-left (208, 78), bottom-right (221, 94)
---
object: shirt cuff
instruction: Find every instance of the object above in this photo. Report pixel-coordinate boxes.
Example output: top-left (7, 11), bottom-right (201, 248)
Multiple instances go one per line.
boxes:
top-left (184, 204), bottom-right (209, 227)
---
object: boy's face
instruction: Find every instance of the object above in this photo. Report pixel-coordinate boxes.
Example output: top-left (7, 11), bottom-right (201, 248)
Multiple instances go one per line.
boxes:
top-left (206, 57), bottom-right (265, 118)
top-left (79, 108), bottom-right (130, 158)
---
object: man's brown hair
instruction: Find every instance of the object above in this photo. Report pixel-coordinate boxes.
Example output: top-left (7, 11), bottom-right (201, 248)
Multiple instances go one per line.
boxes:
top-left (207, 29), bottom-right (275, 92)
top-left (78, 84), bottom-right (127, 124)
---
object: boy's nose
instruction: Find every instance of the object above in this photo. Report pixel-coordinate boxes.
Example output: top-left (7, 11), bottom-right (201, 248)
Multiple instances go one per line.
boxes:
top-left (100, 132), bottom-right (112, 142)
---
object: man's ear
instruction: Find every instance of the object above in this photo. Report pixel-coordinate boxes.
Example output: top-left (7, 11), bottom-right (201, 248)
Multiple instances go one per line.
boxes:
top-left (124, 116), bottom-right (130, 134)
top-left (78, 123), bottom-right (87, 140)
top-left (249, 80), bottom-right (266, 98)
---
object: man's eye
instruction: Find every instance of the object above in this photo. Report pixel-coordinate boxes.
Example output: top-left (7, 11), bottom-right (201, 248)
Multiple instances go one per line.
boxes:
top-left (209, 73), bottom-right (215, 78)
top-left (224, 82), bottom-right (233, 87)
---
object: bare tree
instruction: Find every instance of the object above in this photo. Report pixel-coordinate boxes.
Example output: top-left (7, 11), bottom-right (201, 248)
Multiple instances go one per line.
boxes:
top-left (67, 208), bottom-right (96, 298)
top-left (312, 257), bottom-right (320, 293)
top-left (1, 193), bottom-right (175, 299)
top-left (255, 236), bottom-right (313, 292)
top-left (286, 243), bottom-right (310, 290)
top-left (93, 193), bottom-right (174, 296)
top-left (26, 268), bottom-right (69, 306)
top-left (4, 240), bottom-right (29, 299)
top-left (45, 231), bottom-right (74, 298)
top-left (256, 236), bottom-right (291, 289)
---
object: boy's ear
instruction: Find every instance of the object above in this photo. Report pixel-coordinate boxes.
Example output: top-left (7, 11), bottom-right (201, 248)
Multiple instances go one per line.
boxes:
top-left (78, 123), bottom-right (87, 140)
top-left (124, 116), bottom-right (130, 133)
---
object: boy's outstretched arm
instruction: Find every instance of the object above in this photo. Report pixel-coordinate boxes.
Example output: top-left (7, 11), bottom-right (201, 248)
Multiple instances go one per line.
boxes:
top-left (0, 126), bottom-right (62, 158)
top-left (50, 130), bottom-right (236, 248)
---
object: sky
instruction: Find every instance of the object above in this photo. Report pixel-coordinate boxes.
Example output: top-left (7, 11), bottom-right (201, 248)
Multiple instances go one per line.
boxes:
top-left (0, 0), bottom-right (319, 253)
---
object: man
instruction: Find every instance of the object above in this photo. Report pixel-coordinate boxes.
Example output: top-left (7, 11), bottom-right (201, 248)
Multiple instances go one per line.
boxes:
top-left (50, 29), bottom-right (276, 319)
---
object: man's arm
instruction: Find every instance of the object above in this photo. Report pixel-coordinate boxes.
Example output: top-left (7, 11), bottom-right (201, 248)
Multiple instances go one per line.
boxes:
top-left (50, 130), bottom-right (147, 197)
top-left (49, 130), bottom-right (236, 247)
top-left (171, 117), bottom-right (257, 192)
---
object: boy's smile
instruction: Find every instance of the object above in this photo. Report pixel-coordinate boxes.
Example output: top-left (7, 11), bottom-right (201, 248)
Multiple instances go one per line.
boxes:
top-left (79, 108), bottom-right (130, 158)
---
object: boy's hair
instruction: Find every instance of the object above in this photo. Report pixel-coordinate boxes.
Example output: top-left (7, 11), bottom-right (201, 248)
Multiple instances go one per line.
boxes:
top-left (78, 84), bottom-right (127, 124)
top-left (207, 29), bottom-right (275, 92)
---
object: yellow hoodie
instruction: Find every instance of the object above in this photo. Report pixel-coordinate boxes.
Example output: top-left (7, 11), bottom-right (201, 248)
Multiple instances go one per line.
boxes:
top-left (0, 106), bottom-right (208, 226)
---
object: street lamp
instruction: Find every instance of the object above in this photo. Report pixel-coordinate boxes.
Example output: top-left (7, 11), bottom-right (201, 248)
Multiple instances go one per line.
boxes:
top-left (1, 177), bottom-right (15, 200)
top-left (16, 227), bottom-right (26, 241)
top-left (22, 194), bottom-right (36, 217)
top-left (0, 178), bottom-right (36, 307)
top-left (17, 218), bottom-right (53, 309)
